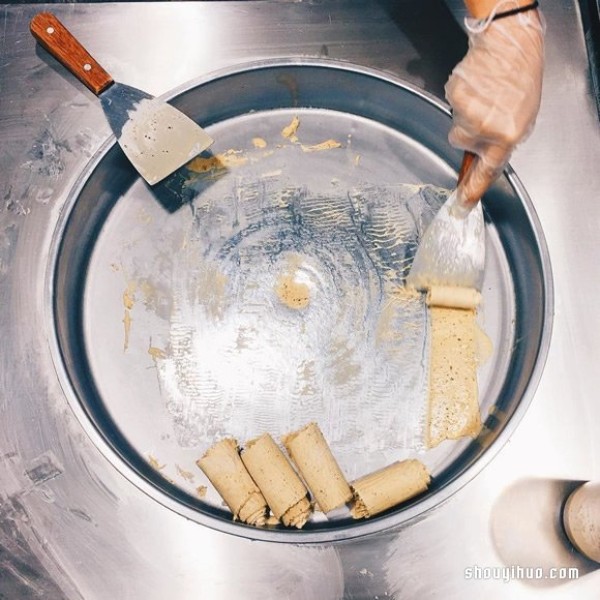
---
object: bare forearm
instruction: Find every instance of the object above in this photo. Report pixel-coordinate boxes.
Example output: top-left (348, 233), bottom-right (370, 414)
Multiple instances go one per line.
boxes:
top-left (464, 0), bottom-right (533, 18)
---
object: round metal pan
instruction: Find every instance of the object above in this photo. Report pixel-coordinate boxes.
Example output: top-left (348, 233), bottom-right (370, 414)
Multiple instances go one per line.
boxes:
top-left (48, 59), bottom-right (553, 543)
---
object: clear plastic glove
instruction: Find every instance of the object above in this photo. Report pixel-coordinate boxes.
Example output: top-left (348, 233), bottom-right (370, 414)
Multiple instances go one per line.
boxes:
top-left (445, 9), bottom-right (545, 209)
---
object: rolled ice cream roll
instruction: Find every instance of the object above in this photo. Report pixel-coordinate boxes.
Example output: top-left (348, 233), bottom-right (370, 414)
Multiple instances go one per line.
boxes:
top-left (241, 433), bottom-right (312, 529)
top-left (426, 285), bottom-right (482, 310)
top-left (282, 422), bottom-right (352, 512)
top-left (350, 459), bottom-right (431, 519)
top-left (196, 438), bottom-right (267, 526)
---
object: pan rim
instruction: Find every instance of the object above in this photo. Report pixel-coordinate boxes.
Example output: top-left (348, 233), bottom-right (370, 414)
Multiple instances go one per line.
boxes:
top-left (45, 57), bottom-right (554, 544)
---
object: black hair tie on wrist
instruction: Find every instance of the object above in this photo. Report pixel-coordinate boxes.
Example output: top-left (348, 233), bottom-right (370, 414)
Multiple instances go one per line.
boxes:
top-left (492, 0), bottom-right (539, 21)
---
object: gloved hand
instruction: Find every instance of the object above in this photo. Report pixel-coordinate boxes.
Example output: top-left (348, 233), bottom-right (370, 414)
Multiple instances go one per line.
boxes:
top-left (445, 8), bottom-right (545, 209)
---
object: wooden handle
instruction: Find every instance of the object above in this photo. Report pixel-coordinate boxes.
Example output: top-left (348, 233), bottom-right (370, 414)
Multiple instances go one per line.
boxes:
top-left (30, 12), bottom-right (113, 95)
top-left (457, 151), bottom-right (476, 185)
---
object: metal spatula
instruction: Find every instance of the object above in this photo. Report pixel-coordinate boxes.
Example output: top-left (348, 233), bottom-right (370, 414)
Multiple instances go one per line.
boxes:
top-left (30, 13), bottom-right (213, 185)
top-left (407, 151), bottom-right (485, 291)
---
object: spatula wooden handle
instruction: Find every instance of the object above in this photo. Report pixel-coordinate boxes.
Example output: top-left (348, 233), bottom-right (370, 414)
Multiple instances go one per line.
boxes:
top-left (30, 12), bottom-right (113, 95)
top-left (457, 151), bottom-right (476, 185)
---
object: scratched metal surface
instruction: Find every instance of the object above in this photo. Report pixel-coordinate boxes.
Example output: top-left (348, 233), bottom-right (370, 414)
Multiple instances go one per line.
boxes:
top-left (1, 1), bottom-right (600, 599)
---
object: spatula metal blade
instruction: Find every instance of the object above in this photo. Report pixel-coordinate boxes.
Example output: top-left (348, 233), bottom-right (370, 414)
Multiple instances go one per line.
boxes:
top-left (407, 190), bottom-right (485, 291)
top-left (101, 83), bottom-right (213, 185)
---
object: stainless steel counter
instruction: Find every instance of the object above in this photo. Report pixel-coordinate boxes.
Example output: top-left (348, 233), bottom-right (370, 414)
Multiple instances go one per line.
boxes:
top-left (2, 1), bottom-right (600, 598)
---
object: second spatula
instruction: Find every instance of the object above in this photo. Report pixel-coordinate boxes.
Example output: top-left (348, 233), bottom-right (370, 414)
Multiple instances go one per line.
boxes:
top-left (30, 12), bottom-right (213, 185)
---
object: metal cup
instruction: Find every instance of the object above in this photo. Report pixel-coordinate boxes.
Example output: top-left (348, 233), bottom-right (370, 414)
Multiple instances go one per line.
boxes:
top-left (563, 482), bottom-right (600, 563)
